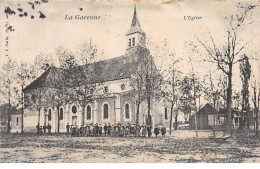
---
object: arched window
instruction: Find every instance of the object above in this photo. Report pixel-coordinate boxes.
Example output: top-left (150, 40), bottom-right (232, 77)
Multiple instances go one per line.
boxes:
top-left (48, 109), bottom-right (52, 121)
top-left (132, 38), bottom-right (135, 46)
top-left (129, 39), bottom-right (131, 47)
top-left (59, 108), bottom-right (63, 120)
top-left (16, 117), bottom-right (19, 126)
top-left (104, 86), bottom-right (108, 93)
top-left (165, 108), bottom-right (168, 120)
top-left (87, 105), bottom-right (91, 120)
top-left (72, 105), bottom-right (77, 114)
top-left (125, 103), bottom-right (130, 119)
top-left (103, 104), bottom-right (108, 119)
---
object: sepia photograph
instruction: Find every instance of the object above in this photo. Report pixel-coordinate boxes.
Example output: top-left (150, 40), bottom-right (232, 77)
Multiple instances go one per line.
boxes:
top-left (0, 0), bottom-right (259, 164)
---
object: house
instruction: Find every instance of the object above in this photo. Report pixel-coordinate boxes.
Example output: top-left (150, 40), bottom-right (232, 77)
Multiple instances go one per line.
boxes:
top-left (190, 103), bottom-right (260, 130)
top-left (229, 108), bottom-right (259, 130)
top-left (0, 104), bottom-right (22, 134)
top-left (0, 104), bottom-right (9, 134)
top-left (15, 6), bottom-right (171, 133)
top-left (189, 103), bottom-right (226, 130)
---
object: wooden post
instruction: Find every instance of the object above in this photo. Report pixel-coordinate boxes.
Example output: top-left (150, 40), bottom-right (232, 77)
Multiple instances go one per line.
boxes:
top-left (21, 86), bottom-right (24, 134)
top-left (193, 74), bottom-right (198, 138)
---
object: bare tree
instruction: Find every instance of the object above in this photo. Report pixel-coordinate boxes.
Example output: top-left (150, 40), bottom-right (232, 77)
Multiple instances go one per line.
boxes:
top-left (71, 40), bottom-right (101, 125)
top-left (31, 53), bottom-right (53, 78)
top-left (47, 47), bottom-right (75, 133)
top-left (23, 53), bottom-right (53, 129)
top-left (217, 73), bottom-right (228, 108)
top-left (196, 4), bottom-right (258, 133)
top-left (16, 61), bottom-right (32, 133)
top-left (0, 57), bottom-right (18, 134)
top-left (76, 39), bottom-right (101, 65)
top-left (143, 48), bottom-right (163, 126)
top-left (179, 76), bottom-right (193, 123)
top-left (128, 45), bottom-right (163, 126)
top-left (159, 40), bottom-right (181, 135)
top-left (29, 88), bottom-right (46, 127)
top-left (128, 47), bottom-right (148, 125)
top-left (77, 40), bottom-right (101, 125)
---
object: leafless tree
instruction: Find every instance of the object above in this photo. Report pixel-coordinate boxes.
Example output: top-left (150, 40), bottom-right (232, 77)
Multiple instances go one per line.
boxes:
top-left (129, 47), bottom-right (148, 125)
top-left (16, 61), bottom-right (32, 133)
top-left (31, 53), bottom-right (53, 78)
top-left (196, 4), bottom-right (258, 133)
top-left (159, 40), bottom-right (181, 134)
top-left (0, 57), bottom-right (18, 134)
top-left (72, 40), bottom-right (101, 125)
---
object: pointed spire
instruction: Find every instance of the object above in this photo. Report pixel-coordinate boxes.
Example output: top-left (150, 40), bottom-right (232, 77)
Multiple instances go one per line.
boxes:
top-left (131, 4), bottom-right (140, 27)
top-left (126, 5), bottom-right (145, 36)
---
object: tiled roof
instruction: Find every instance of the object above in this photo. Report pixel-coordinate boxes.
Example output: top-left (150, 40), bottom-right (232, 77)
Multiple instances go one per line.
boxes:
top-left (23, 54), bottom-right (139, 92)
top-left (0, 104), bottom-right (22, 115)
top-left (23, 67), bottom-right (52, 92)
top-left (197, 103), bottom-right (219, 115)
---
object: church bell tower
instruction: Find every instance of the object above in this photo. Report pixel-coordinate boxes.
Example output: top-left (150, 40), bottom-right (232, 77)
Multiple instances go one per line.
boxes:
top-left (126, 5), bottom-right (146, 52)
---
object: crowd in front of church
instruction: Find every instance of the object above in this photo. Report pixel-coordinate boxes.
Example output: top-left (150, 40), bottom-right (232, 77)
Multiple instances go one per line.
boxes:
top-left (36, 122), bottom-right (167, 138)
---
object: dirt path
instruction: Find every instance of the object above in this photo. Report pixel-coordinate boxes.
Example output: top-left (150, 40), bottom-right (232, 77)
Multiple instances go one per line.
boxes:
top-left (1, 132), bottom-right (259, 163)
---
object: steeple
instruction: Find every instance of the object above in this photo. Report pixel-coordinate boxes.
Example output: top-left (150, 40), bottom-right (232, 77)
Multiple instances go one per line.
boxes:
top-left (131, 5), bottom-right (140, 27)
top-left (126, 5), bottom-right (145, 36)
top-left (126, 5), bottom-right (146, 51)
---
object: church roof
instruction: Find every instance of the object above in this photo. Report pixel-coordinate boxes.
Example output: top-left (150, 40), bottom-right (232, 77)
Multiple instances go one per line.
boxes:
top-left (23, 54), bottom-right (139, 92)
top-left (126, 5), bottom-right (145, 36)
top-left (23, 67), bottom-right (52, 92)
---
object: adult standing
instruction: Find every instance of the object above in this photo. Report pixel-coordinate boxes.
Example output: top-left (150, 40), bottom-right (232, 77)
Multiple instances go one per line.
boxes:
top-left (90, 123), bottom-right (93, 136)
top-left (147, 125), bottom-right (152, 138)
top-left (80, 125), bottom-right (84, 136)
top-left (43, 124), bottom-right (47, 134)
top-left (154, 126), bottom-right (159, 137)
top-left (39, 126), bottom-right (43, 135)
top-left (108, 123), bottom-right (111, 136)
top-left (125, 124), bottom-right (130, 136)
top-left (161, 126), bottom-right (166, 137)
top-left (94, 123), bottom-right (99, 136)
top-left (36, 123), bottom-right (40, 135)
top-left (98, 124), bottom-right (102, 136)
top-left (136, 124), bottom-right (141, 137)
top-left (66, 123), bottom-right (70, 135)
top-left (47, 123), bottom-right (51, 134)
top-left (142, 125), bottom-right (147, 137)
top-left (104, 123), bottom-right (108, 136)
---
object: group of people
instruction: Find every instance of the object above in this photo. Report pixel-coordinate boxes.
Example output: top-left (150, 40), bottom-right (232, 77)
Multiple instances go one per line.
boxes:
top-left (36, 123), bottom-right (52, 135)
top-left (66, 123), bottom-right (167, 138)
top-left (36, 122), bottom-right (167, 137)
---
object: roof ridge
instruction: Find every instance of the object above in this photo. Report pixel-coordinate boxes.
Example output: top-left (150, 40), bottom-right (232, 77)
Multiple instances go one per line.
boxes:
top-left (23, 66), bottom-right (52, 92)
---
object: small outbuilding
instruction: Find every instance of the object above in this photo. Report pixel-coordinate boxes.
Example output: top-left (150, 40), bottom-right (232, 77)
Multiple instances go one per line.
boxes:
top-left (189, 103), bottom-right (226, 130)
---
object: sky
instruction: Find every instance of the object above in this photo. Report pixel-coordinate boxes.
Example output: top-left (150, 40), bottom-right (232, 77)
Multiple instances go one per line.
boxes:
top-left (0, 0), bottom-right (259, 107)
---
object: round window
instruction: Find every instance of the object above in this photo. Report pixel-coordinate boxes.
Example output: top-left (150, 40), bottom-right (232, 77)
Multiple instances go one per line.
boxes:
top-left (72, 105), bottom-right (77, 114)
top-left (121, 84), bottom-right (125, 90)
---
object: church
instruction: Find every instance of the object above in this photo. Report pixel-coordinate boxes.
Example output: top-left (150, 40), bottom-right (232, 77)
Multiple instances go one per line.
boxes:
top-left (11, 6), bottom-right (171, 133)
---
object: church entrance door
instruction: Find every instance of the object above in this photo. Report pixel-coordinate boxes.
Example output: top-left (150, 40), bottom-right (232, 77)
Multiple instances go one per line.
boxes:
top-left (72, 116), bottom-right (77, 126)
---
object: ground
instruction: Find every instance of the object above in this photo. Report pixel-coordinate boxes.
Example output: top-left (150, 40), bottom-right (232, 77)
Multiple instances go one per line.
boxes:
top-left (0, 130), bottom-right (259, 163)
